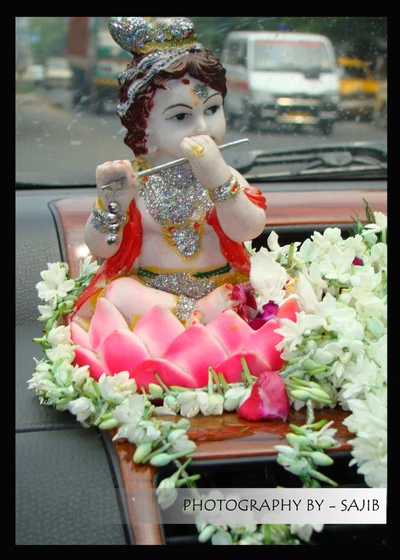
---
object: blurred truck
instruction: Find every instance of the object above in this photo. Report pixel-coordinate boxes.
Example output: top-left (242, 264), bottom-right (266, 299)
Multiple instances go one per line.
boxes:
top-left (221, 31), bottom-right (340, 135)
top-left (66, 16), bottom-right (131, 113)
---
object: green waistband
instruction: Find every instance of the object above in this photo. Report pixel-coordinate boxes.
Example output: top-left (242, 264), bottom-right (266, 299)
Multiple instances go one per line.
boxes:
top-left (137, 263), bottom-right (231, 280)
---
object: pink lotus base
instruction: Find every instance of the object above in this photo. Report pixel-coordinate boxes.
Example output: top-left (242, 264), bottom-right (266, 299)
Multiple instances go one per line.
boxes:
top-left (70, 298), bottom-right (299, 392)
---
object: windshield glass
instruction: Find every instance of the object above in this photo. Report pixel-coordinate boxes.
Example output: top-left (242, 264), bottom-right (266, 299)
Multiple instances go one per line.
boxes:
top-left (15, 16), bottom-right (387, 185)
top-left (254, 41), bottom-right (333, 72)
top-left (340, 65), bottom-right (368, 79)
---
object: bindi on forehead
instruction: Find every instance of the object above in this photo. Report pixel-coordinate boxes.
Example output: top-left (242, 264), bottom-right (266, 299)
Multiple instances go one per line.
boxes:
top-left (192, 83), bottom-right (209, 99)
top-left (183, 80), bottom-right (210, 105)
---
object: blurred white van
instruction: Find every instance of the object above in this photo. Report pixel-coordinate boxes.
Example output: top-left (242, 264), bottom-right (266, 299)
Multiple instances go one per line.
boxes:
top-left (221, 31), bottom-right (340, 134)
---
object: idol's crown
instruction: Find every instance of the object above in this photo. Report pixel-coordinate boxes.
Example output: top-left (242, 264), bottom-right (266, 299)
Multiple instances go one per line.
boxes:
top-left (109, 17), bottom-right (197, 55)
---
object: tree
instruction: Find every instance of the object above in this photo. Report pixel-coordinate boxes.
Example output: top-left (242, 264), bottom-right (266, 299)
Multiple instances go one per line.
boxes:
top-left (28, 17), bottom-right (68, 65)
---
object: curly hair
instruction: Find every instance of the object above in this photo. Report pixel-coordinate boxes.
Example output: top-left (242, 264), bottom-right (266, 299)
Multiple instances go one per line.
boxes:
top-left (117, 45), bottom-right (227, 156)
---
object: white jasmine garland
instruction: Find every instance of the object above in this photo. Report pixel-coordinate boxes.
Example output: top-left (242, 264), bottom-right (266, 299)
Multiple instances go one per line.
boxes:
top-left (266, 229), bottom-right (301, 257)
top-left (98, 371), bottom-right (137, 404)
top-left (127, 420), bottom-right (162, 446)
top-left (156, 478), bottom-right (178, 510)
top-left (176, 391), bottom-right (201, 417)
top-left (112, 393), bottom-right (149, 427)
top-left (319, 245), bottom-right (355, 283)
top-left (362, 211), bottom-right (387, 236)
top-left (223, 385), bottom-right (251, 411)
top-left (28, 208), bottom-right (387, 546)
top-left (168, 430), bottom-right (196, 454)
top-left (78, 255), bottom-right (100, 277)
top-left (67, 396), bottom-right (95, 422)
top-left (275, 312), bottom-right (325, 352)
top-left (343, 233), bottom-right (369, 257)
top-left (197, 392), bottom-right (224, 416)
top-left (46, 343), bottom-right (76, 364)
top-left (47, 325), bottom-right (72, 347)
top-left (71, 366), bottom-right (90, 388)
top-left (36, 262), bottom-right (76, 307)
top-left (38, 304), bottom-right (56, 320)
top-left (370, 242), bottom-right (387, 268)
top-left (249, 247), bottom-right (288, 308)
top-left (291, 272), bottom-right (320, 314)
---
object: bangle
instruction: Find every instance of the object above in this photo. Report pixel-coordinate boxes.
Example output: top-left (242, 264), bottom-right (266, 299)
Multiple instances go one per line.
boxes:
top-left (209, 175), bottom-right (240, 204)
top-left (90, 200), bottom-right (128, 245)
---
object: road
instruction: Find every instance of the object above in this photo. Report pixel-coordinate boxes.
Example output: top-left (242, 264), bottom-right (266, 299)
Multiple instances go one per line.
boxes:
top-left (16, 88), bottom-right (387, 181)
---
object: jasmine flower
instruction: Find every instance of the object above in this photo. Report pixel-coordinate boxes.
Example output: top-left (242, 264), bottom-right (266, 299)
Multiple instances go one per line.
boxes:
top-left (362, 211), bottom-right (387, 236)
top-left (156, 477), bottom-right (178, 510)
top-left (249, 247), bottom-right (289, 307)
top-left (78, 256), bottom-right (100, 278)
top-left (37, 303), bottom-right (55, 320)
top-left (46, 343), bottom-right (76, 364)
top-left (197, 392), bottom-right (224, 416)
top-left (98, 371), bottom-right (137, 404)
top-left (112, 393), bottom-right (148, 427)
top-left (67, 396), bottom-right (95, 422)
top-left (318, 245), bottom-right (355, 283)
top-left (47, 325), bottom-right (71, 347)
top-left (36, 262), bottom-right (75, 307)
top-left (223, 386), bottom-right (251, 411)
top-left (176, 391), bottom-right (201, 417)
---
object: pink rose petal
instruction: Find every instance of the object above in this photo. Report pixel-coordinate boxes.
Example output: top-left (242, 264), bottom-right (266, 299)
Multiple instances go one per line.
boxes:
top-left (237, 370), bottom-right (290, 421)
top-left (99, 328), bottom-right (150, 374)
top-left (133, 305), bottom-right (185, 357)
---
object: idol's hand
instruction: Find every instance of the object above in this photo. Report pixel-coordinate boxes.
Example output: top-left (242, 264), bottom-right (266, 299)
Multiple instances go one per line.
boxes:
top-left (96, 159), bottom-right (137, 212)
top-left (180, 135), bottom-right (232, 189)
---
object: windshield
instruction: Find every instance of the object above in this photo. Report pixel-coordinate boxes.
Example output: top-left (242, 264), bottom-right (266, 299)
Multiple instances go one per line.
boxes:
top-left (340, 65), bottom-right (368, 79)
top-left (254, 41), bottom-right (333, 72)
top-left (46, 58), bottom-right (70, 69)
top-left (15, 16), bottom-right (387, 185)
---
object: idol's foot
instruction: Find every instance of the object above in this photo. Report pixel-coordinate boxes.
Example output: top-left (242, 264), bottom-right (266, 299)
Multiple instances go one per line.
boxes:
top-left (104, 276), bottom-right (177, 327)
top-left (193, 284), bottom-right (238, 325)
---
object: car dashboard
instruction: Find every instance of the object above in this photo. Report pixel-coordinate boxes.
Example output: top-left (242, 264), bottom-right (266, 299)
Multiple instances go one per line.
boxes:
top-left (16, 176), bottom-right (387, 545)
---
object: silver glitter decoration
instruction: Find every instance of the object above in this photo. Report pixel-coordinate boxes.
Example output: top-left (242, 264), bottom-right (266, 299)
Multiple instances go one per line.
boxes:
top-left (171, 227), bottom-right (200, 258)
top-left (109, 17), bottom-right (196, 54)
top-left (175, 295), bottom-right (198, 322)
top-left (140, 272), bottom-right (216, 299)
top-left (109, 17), bottom-right (201, 117)
top-left (90, 203), bottom-right (127, 245)
top-left (209, 175), bottom-right (240, 204)
top-left (117, 44), bottom-right (201, 117)
top-left (138, 165), bottom-right (212, 258)
top-left (109, 17), bottom-right (154, 53)
top-left (193, 83), bottom-right (209, 99)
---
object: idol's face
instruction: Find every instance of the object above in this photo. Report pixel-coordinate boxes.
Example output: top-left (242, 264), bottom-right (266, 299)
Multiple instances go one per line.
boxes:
top-left (145, 74), bottom-right (226, 163)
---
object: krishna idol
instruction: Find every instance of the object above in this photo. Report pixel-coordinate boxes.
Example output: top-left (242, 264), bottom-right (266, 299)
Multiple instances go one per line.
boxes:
top-left (67, 17), bottom-right (299, 389)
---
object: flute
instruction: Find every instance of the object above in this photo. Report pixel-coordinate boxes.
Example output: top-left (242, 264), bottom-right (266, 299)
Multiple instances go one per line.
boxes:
top-left (101, 138), bottom-right (249, 189)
